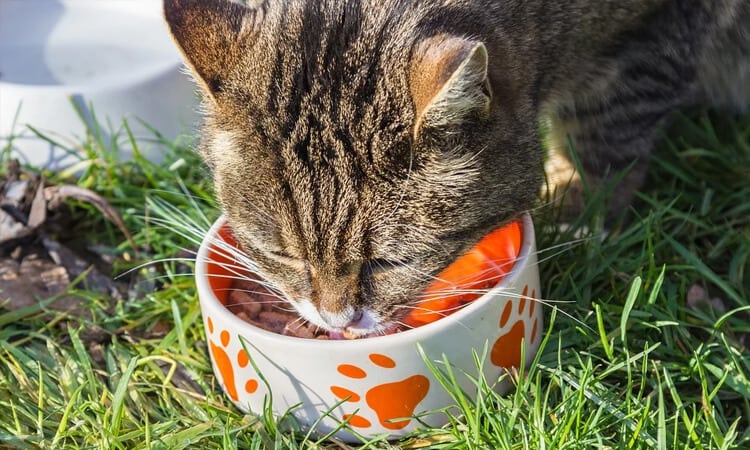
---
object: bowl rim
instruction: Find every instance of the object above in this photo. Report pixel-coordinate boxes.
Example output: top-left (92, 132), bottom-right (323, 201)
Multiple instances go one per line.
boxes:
top-left (195, 212), bottom-right (537, 349)
top-left (0, 0), bottom-right (183, 92)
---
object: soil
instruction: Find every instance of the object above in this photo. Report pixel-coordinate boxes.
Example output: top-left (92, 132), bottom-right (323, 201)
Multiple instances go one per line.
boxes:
top-left (0, 159), bottom-right (133, 323)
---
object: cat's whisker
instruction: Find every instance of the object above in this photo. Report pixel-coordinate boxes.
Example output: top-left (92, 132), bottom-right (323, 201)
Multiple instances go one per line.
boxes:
top-left (524, 198), bottom-right (562, 215)
top-left (463, 144), bottom-right (489, 165)
top-left (120, 258), bottom-right (284, 300)
top-left (396, 302), bottom-right (469, 315)
top-left (368, 222), bottom-right (447, 257)
top-left (195, 252), bottom-right (260, 275)
top-left (115, 257), bottom-right (199, 280)
top-left (225, 301), bottom-right (289, 309)
top-left (219, 273), bottom-right (290, 301)
top-left (393, 234), bottom-right (593, 291)
top-left (405, 288), bottom-right (589, 330)
top-left (143, 200), bottom-right (293, 298)
top-left (415, 287), bottom-right (573, 304)
top-left (145, 187), bottom-right (211, 204)
top-left (145, 216), bottom-right (213, 249)
top-left (146, 195), bottom-right (212, 231)
top-left (534, 235), bottom-right (595, 254)
top-left (392, 305), bottom-right (476, 333)
top-left (391, 320), bottom-right (415, 331)
top-left (286, 315), bottom-right (308, 328)
top-left (198, 239), bottom-right (269, 276)
top-left (311, 323), bottom-right (326, 335)
top-left (239, 195), bottom-right (276, 226)
top-left (152, 182), bottom-right (215, 227)
top-left (225, 301), bottom-right (290, 309)
top-left (216, 287), bottom-right (290, 302)
top-left (131, 272), bottom-right (204, 286)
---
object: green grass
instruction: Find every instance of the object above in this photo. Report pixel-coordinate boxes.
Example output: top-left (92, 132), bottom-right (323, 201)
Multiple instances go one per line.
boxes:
top-left (0, 108), bottom-right (748, 449)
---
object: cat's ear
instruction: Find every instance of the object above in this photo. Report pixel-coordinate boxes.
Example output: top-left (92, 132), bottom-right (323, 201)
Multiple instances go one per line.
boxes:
top-left (164, 0), bottom-right (257, 100)
top-left (410, 36), bottom-right (492, 136)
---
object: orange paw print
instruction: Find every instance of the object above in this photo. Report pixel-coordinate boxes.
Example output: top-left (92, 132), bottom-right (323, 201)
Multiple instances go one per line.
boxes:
top-left (206, 316), bottom-right (259, 402)
top-left (490, 285), bottom-right (539, 368)
top-left (330, 353), bottom-right (430, 430)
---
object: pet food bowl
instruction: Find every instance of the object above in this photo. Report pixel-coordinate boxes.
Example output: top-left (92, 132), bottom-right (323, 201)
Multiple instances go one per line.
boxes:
top-left (0, 0), bottom-right (198, 170)
top-left (195, 213), bottom-right (543, 442)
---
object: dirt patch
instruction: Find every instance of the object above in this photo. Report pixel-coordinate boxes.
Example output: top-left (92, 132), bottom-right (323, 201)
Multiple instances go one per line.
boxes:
top-left (0, 160), bottom-right (133, 320)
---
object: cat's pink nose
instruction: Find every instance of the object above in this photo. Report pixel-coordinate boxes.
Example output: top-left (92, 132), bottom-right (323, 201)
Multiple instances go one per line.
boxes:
top-left (319, 307), bottom-right (363, 329)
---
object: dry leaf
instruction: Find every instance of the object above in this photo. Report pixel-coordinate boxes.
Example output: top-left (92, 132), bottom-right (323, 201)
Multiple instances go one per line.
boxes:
top-left (27, 178), bottom-right (47, 228)
top-left (44, 185), bottom-right (138, 256)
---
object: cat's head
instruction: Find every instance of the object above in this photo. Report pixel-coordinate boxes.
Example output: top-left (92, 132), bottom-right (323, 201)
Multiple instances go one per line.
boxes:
top-left (165, 0), bottom-right (542, 336)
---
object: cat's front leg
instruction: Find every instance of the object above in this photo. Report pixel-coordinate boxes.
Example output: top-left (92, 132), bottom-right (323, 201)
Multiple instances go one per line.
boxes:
top-left (541, 1), bottom-right (714, 225)
top-left (544, 99), bottom-right (660, 226)
top-left (544, 65), bottom-right (700, 225)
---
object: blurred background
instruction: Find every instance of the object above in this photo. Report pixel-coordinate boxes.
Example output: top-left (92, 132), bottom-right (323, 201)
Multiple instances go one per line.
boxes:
top-left (0, 0), bottom-right (198, 170)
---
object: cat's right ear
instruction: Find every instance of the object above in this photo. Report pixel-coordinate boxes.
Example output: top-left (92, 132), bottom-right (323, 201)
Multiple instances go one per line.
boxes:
top-left (164, 0), bottom-right (257, 101)
top-left (410, 36), bottom-right (492, 138)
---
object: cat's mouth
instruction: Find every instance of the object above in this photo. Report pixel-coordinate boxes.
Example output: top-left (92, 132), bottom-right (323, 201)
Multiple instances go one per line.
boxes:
top-left (326, 328), bottom-right (389, 340)
top-left (222, 274), bottom-right (395, 339)
top-left (292, 300), bottom-right (394, 339)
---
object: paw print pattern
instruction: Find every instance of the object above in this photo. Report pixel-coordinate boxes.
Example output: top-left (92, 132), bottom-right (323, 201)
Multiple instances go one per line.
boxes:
top-left (330, 353), bottom-right (430, 430)
top-left (490, 285), bottom-right (539, 368)
top-left (206, 316), bottom-right (259, 402)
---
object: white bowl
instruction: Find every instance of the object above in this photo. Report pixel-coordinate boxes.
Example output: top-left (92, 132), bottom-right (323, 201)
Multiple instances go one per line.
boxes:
top-left (195, 213), bottom-right (543, 442)
top-left (0, 0), bottom-right (198, 169)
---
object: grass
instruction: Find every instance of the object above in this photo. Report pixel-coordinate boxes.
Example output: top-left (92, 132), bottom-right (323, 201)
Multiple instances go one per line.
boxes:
top-left (0, 107), bottom-right (748, 449)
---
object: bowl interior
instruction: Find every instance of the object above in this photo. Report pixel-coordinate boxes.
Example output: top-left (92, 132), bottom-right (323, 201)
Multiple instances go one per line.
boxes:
top-left (205, 225), bottom-right (249, 304)
top-left (202, 217), bottom-right (530, 339)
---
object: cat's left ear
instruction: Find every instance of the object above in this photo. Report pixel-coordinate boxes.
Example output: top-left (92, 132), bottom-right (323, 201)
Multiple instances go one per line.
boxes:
top-left (164, 0), bottom-right (259, 101)
top-left (410, 36), bottom-right (492, 137)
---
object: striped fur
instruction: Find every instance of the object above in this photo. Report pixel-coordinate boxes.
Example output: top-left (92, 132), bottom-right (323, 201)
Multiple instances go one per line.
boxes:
top-left (165, 0), bottom-right (749, 334)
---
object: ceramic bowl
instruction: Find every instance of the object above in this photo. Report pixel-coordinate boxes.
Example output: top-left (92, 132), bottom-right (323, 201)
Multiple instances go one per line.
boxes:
top-left (0, 0), bottom-right (198, 170)
top-left (195, 213), bottom-right (543, 442)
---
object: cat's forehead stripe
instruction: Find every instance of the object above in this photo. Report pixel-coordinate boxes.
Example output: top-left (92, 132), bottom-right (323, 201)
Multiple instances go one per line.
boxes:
top-left (279, 130), bottom-right (367, 264)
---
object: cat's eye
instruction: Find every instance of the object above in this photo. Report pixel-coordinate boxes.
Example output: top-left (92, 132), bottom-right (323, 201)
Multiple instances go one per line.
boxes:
top-left (268, 250), bottom-right (308, 271)
top-left (363, 258), bottom-right (406, 275)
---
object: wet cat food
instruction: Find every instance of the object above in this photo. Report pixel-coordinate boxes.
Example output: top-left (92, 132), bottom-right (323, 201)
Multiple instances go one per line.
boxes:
top-left (225, 278), bottom-right (331, 339)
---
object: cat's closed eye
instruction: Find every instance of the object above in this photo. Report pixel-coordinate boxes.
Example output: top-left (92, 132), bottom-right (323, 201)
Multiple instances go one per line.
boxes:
top-left (363, 258), bottom-right (414, 276)
top-left (266, 249), bottom-right (309, 273)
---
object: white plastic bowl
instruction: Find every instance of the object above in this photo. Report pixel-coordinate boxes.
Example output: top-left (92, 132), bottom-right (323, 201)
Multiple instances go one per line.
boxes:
top-left (0, 0), bottom-right (198, 169)
top-left (195, 213), bottom-right (544, 442)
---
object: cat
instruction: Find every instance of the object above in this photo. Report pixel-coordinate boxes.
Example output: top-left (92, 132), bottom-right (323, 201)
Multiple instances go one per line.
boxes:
top-left (163, 0), bottom-right (750, 336)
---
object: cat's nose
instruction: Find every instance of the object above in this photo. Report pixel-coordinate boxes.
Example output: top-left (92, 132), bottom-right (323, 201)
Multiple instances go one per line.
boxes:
top-left (319, 306), bottom-right (363, 329)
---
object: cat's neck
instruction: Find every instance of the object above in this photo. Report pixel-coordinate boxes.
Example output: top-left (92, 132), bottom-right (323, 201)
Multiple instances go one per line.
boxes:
top-left (484, 0), bottom-right (685, 106)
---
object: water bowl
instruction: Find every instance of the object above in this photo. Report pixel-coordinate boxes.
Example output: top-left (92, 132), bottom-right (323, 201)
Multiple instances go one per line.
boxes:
top-left (0, 0), bottom-right (199, 169)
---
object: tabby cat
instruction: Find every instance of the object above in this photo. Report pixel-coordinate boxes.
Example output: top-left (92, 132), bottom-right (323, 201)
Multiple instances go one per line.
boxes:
top-left (164, 0), bottom-right (750, 336)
